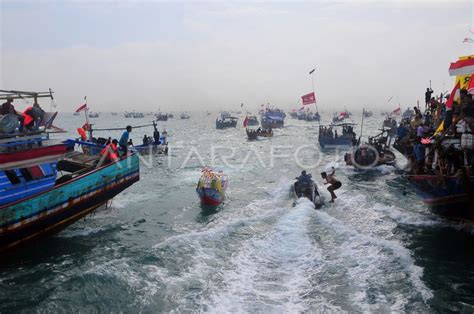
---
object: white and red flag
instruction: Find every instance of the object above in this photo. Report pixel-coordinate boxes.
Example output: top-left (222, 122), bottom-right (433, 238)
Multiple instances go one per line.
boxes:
top-left (75, 103), bottom-right (88, 112)
top-left (449, 58), bottom-right (474, 76)
top-left (392, 106), bottom-right (401, 115)
top-left (301, 92), bottom-right (316, 105)
top-left (446, 81), bottom-right (461, 110)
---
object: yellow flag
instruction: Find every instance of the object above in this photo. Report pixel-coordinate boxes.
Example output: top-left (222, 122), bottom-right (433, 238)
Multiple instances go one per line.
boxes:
top-left (434, 120), bottom-right (444, 136)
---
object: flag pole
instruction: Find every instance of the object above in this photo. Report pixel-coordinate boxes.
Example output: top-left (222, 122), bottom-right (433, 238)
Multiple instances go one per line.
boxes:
top-left (309, 67), bottom-right (317, 114)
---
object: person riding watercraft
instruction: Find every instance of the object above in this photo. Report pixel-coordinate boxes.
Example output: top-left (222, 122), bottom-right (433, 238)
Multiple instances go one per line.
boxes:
top-left (293, 171), bottom-right (323, 208)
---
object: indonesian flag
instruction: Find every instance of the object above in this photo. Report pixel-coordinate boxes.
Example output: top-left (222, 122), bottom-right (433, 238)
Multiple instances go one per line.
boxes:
top-left (468, 74), bottom-right (474, 95)
top-left (301, 92), bottom-right (316, 105)
top-left (449, 57), bottom-right (474, 76)
top-left (243, 116), bottom-right (249, 128)
top-left (393, 106), bottom-right (401, 115)
top-left (446, 81), bottom-right (461, 110)
top-left (75, 103), bottom-right (88, 112)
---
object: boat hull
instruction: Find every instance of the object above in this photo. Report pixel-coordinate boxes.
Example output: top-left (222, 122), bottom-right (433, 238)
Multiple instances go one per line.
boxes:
top-left (0, 154), bottom-right (140, 252)
top-left (196, 187), bottom-right (224, 206)
top-left (407, 175), bottom-right (474, 221)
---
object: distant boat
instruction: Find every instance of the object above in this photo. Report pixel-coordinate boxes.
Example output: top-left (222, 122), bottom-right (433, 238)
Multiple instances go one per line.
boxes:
top-left (155, 113), bottom-right (168, 121)
top-left (363, 109), bottom-right (373, 118)
top-left (216, 117), bottom-right (238, 129)
top-left (180, 113), bottom-right (190, 119)
top-left (89, 112), bottom-right (99, 118)
top-left (111, 112), bottom-right (118, 116)
top-left (260, 108), bottom-right (285, 129)
top-left (196, 169), bottom-right (228, 206)
top-left (318, 123), bottom-right (357, 149)
top-left (167, 113), bottom-right (174, 119)
top-left (73, 112), bottom-right (80, 116)
top-left (132, 112), bottom-right (144, 118)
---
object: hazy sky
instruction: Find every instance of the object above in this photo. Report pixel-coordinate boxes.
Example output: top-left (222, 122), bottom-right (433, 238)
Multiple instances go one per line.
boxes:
top-left (1, 0), bottom-right (473, 112)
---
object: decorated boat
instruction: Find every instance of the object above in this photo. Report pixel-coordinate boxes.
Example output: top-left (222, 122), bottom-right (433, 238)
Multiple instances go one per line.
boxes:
top-left (318, 123), bottom-right (357, 149)
top-left (0, 90), bottom-right (140, 252)
top-left (216, 117), bottom-right (238, 129)
top-left (246, 128), bottom-right (273, 140)
top-left (196, 168), bottom-right (228, 206)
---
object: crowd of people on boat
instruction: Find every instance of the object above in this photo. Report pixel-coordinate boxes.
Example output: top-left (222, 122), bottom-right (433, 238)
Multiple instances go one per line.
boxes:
top-left (393, 86), bottom-right (474, 177)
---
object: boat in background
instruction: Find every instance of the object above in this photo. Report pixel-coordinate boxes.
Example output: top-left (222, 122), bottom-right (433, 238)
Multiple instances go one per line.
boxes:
top-left (196, 168), bottom-right (228, 206)
top-left (155, 113), bottom-right (168, 121)
top-left (88, 112), bottom-right (99, 118)
top-left (318, 123), bottom-right (357, 149)
top-left (261, 108), bottom-right (285, 129)
top-left (246, 115), bottom-right (259, 126)
top-left (216, 117), bottom-right (238, 129)
top-left (363, 109), bottom-right (373, 118)
top-left (0, 90), bottom-right (140, 252)
top-left (180, 113), bottom-right (190, 119)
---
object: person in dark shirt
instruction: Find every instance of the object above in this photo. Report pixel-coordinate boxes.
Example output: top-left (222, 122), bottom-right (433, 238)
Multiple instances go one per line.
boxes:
top-left (1, 97), bottom-right (25, 132)
top-left (425, 88), bottom-right (433, 107)
top-left (153, 130), bottom-right (160, 144)
top-left (460, 94), bottom-right (474, 132)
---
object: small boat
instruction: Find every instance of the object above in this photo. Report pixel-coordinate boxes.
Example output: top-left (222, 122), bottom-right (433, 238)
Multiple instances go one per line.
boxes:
top-left (124, 112), bottom-right (132, 118)
top-left (196, 169), bottom-right (228, 206)
top-left (111, 112), bottom-right (118, 116)
top-left (167, 113), bottom-right (174, 119)
top-left (88, 112), bottom-right (99, 118)
top-left (155, 113), bottom-right (168, 121)
top-left (216, 117), bottom-right (238, 129)
top-left (318, 123), bottom-right (357, 149)
top-left (132, 123), bottom-right (169, 155)
top-left (180, 113), bottom-right (190, 119)
top-left (261, 108), bottom-right (285, 129)
top-left (344, 143), bottom-right (396, 169)
top-left (363, 109), bottom-right (373, 118)
top-left (292, 173), bottom-right (324, 208)
top-left (73, 112), bottom-right (80, 116)
top-left (246, 127), bottom-right (273, 140)
top-left (132, 112), bottom-right (144, 118)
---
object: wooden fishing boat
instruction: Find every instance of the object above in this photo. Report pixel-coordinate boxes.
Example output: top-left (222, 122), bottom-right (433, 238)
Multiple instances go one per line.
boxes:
top-left (0, 90), bottom-right (140, 252)
top-left (155, 113), bottom-right (168, 121)
top-left (180, 113), bottom-right (190, 119)
top-left (318, 123), bottom-right (357, 149)
top-left (196, 169), bottom-right (228, 206)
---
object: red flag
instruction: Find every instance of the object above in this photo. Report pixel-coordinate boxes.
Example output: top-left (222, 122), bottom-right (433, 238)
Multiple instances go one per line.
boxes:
top-left (468, 74), bottom-right (474, 95)
top-left (446, 81), bottom-right (461, 110)
top-left (301, 92), bottom-right (316, 105)
top-left (243, 116), bottom-right (249, 128)
top-left (392, 106), bottom-right (401, 115)
top-left (76, 103), bottom-right (88, 112)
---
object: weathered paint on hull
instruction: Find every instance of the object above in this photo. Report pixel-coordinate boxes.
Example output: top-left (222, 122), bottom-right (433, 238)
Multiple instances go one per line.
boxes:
top-left (197, 187), bottom-right (224, 206)
top-left (0, 154), bottom-right (140, 252)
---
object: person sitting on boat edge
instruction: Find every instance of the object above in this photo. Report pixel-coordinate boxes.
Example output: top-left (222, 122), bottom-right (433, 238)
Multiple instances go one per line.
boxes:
top-left (321, 168), bottom-right (342, 203)
top-left (119, 125), bottom-right (132, 155)
top-left (97, 139), bottom-right (119, 167)
top-left (1, 96), bottom-right (25, 132)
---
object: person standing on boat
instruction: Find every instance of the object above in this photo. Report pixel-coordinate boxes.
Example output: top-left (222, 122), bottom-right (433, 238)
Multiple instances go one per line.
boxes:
top-left (119, 125), bottom-right (132, 155)
top-left (153, 129), bottom-right (160, 144)
top-left (322, 168), bottom-right (342, 203)
top-left (425, 87), bottom-right (433, 108)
